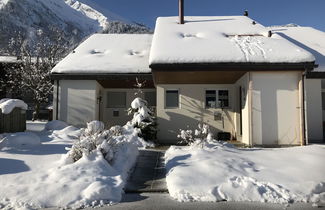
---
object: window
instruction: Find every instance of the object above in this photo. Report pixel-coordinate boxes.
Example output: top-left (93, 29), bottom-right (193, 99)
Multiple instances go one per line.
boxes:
top-left (166, 90), bottom-right (179, 108)
top-left (205, 90), bottom-right (230, 108)
top-left (144, 91), bottom-right (156, 107)
top-left (107, 92), bottom-right (126, 108)
top-left (206, 90), bottom-right (216, 108)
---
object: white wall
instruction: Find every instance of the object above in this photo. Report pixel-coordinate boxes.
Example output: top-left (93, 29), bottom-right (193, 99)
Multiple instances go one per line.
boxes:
top-left (234, 73), bottom-right (250, 145)
top-left (251, 71), bottom-right (302, 145)
top-left (156, 84), bottom-right (236, 144)
top-left (305, 79), bottom-right (323, 143)
top-left (102, 89), bottom-right (155, 128)
top-left (56, 80), bottom-right (99, 127)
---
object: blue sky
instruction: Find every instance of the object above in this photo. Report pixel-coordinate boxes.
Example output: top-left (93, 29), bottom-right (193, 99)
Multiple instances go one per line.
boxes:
top-left (96, 0), bottom-right (325, 31)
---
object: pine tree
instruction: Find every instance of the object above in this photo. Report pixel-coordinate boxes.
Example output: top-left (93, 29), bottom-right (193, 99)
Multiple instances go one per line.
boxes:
top-left (128, 97), bottom-right (157, 141)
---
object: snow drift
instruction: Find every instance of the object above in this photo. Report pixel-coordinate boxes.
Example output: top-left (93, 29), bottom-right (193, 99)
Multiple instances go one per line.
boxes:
top-left (0, 119), bottom-right (143, 209)
top-left (165, 142), bottom-right (325, 204)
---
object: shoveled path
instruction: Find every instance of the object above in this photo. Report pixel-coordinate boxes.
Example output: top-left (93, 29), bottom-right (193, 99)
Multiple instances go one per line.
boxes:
top-left (125, 149), bottom-right (167, 192)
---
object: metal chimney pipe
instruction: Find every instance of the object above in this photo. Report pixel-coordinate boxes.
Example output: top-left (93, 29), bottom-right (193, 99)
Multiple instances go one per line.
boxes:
top-left (179, 0), bottom-right (184, 24)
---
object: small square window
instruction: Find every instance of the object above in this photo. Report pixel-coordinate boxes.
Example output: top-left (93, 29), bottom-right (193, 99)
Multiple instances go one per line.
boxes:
top-left (113, 110), bottom-right (119, 117)
top-left (166, 90), bottom-right (179, 108)
top-left (107, 92), bottom-right (126, 108)
top-left (144, 91), bottom-right (156, 107)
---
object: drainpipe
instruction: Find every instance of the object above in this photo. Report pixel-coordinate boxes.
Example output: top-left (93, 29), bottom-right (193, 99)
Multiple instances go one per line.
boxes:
top-left (56, 80), bottom-right (59, 120)
top-left (301, 71), bottom-right (307, 145)
top-left (248, 72), bottom-right (253, 146)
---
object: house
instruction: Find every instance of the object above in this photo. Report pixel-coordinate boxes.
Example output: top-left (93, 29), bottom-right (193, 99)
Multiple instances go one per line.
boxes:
top-left (268, 26), bottom-right (325, 143)
top-left (51, 34), bottom-right (155, 128)
top-left (51, 11), bottom-right (324, 146)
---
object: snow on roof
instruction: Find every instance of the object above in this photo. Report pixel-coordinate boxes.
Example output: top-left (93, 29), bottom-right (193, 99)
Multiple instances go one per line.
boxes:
top-left (51, 34), bottom-right (152, 74)
top-left (0, 98), bottom-right (28, 114)
top-left (149, 16), bottom-right (315, 65)
top-left (0, 56), bottom-right (19, 63)
top-left (270, 26), bottom-right (325, 72)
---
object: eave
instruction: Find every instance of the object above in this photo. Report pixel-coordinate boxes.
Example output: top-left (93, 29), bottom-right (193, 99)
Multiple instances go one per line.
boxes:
top-left (50, 73), bottom-right (153, 80)
top-left (149, 62), bottom-right (316, 72)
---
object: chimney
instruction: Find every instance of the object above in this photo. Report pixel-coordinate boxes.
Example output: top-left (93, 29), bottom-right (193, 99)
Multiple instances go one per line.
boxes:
top-left (179, 0), bottom-right (184, 24)
top-left (244, 10), bottom-right (248, 16)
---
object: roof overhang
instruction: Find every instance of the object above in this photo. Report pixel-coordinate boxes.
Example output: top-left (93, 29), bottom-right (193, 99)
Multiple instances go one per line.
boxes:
top-left (50, 73), bottom-right (153, 80)
top-left (306, 71), bottom-right (325, 79)
top-left (149, 62), bottom-right (315, 72)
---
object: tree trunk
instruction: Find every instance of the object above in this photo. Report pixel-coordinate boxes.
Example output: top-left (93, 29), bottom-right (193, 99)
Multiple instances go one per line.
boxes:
top-left (32, 103), bottom-right (40, 121)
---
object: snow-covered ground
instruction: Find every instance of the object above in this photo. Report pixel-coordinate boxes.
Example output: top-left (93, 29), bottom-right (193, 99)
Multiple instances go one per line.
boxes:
top-left (165, 141), bottom-right (325, 205)
top-left (0, 121), bottom-right (140, 209)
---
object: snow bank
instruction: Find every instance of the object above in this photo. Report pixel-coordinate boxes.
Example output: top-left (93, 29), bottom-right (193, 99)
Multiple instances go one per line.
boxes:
top-left (45, 120), bottom-right (69, 131)
top-left (0, 120), bottom-right (141, 209)
top-left (0, 98), bottom-right (28, 114)
top-left (0, 132), bottom-right (41, 149)
top-left (149, 16), bottom-right (315, 65)
top-left (165, 142), bottom-right (325, 204)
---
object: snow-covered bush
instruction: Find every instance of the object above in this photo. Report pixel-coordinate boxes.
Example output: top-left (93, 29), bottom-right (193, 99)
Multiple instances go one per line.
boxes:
top-left (66, 121), bottom-right (143, 163)
top-left (127, 97), bottom-right (157, 141)
top-left (177, 123), bottom-right (213, 146)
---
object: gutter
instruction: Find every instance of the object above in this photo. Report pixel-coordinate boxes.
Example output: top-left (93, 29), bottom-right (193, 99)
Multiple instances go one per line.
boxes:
top-left (150, 62), bottom-right (315, 72)
top-left (50, 73), bottom-right (153, 80)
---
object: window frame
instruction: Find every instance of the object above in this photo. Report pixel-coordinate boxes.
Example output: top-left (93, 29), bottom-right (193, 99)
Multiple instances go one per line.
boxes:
top-left (165, 89), bottom-right (180, 109)
top-left (205, 89), bottom-right (231, 109)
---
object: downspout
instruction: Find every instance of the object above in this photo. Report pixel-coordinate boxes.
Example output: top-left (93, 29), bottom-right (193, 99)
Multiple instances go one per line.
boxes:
top-left (301, 71), bottom-right (307, 145)
top-left (56, 80), bottom-right (59, 120)
top-left (248, 72), bottom-right (253, 146)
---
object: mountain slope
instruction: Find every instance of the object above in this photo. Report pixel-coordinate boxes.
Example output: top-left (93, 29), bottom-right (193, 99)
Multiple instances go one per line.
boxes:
top-left (0, 0), bottom-right (151, 55)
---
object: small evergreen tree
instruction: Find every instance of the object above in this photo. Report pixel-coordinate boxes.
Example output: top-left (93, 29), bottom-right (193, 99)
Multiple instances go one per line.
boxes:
top-left (127, 97), bottom-right (157, 141)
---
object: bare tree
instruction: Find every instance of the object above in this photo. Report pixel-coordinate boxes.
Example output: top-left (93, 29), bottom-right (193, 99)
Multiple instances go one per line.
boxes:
top-left (1, 27), bottom-right (71, 120)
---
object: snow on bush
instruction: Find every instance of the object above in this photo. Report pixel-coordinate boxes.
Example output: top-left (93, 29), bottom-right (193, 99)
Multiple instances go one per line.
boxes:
top-left (0, 132), bottom-right (41, 149)
top-left (127, 97), bottom-right (157, 141)
top-left (45, 120), bottom-right (68, 131)
top-left (0, 119), bottom-right (144, 209)
top-left (0, 98), bottom-right (28, 114)
top-left (165, 142), bottom-right (325, 205)
top-left (177, 123), bottom-right (213, 146)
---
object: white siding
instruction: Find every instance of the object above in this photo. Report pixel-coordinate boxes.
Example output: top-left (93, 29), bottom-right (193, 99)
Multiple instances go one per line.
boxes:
top-left (156, 84), bottom-right (236, 144)
top-left (57, 80), bottom-right (99, 127)
top-left (305, 79), bottom-right (323, 143)
top-left (251, 71), bottom-right (302, 145)
top-left (234, 73), bottom-right (250, 145)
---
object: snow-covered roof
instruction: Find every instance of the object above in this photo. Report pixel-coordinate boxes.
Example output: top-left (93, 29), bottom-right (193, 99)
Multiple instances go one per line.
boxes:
top-left (270, 26), bottom-right (325, 72)
top-left (51, 34), bottom-right (152, 74)
top-left (0, 56), bottom-right (19, 63)
top-left (149, 16), bottom-right (315, 66)
top-left (0, 98), bottom-right (28, 114)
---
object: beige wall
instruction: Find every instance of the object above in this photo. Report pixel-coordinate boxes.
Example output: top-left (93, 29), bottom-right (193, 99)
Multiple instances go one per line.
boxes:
top-left (305, 79), bottom-right (323, 143)
top-left (54, 80), bottom-right (100, 127)
top-left (234, 73), bottom-right (250, 145)
top-left (251, 71), bottom-right (302, 145)
top-left (102, 88), bottom-right (156, 128)
top-left (156, 84), bottom-right (237, 143)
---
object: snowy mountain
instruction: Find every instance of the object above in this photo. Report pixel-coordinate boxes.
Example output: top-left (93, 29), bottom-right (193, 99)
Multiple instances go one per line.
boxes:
top-left (0, 0), bottom-right (151, 55)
